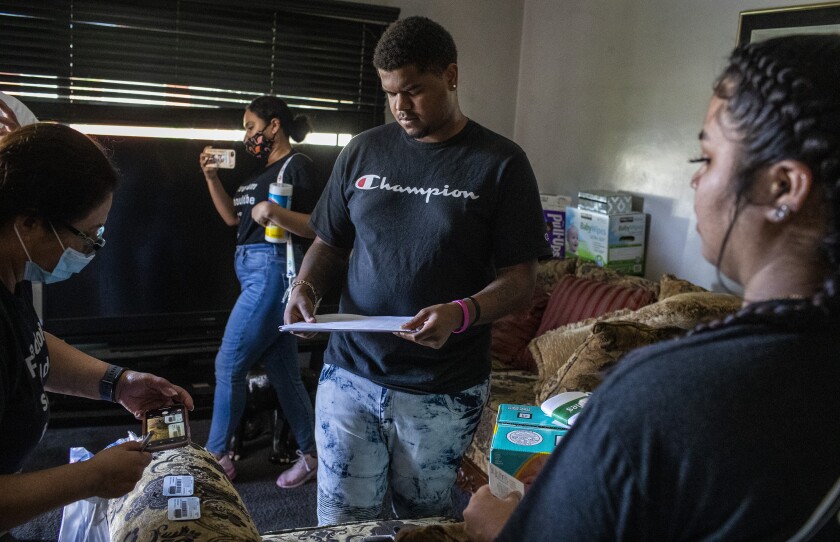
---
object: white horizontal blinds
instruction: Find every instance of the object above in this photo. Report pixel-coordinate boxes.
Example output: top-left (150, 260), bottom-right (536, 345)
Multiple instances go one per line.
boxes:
top-left (0, 1), bottom-right (70, 100)
top-left (69, 0), bottom-right (272, 109)
top-left (274, 10), bottom-right (384, 116)
top-left (0, 0), bottom-right (399, 131)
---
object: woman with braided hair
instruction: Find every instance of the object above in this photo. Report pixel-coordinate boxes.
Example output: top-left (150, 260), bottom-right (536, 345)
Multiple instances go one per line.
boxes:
top-left (463, 34), bottom-right (840, 541)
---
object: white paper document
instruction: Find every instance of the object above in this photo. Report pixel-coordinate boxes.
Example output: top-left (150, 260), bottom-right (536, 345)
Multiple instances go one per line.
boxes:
top-left (278, 314), bottom-right (417, 333)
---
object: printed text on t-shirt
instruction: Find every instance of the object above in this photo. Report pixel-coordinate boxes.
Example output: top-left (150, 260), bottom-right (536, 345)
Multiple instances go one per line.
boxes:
top-left (355, 174), bottom-right (479, 204)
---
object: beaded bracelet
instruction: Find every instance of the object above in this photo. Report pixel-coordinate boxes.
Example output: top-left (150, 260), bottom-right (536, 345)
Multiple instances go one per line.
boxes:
top-left (282, 279), bottom-right (322, 311)
top-left (452, 299), bottom-right (471, 334)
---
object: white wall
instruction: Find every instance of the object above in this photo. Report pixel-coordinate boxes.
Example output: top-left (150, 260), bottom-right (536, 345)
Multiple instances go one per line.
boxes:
top-left (515, 0), bottom-right (805, 289)
top-left (356, 0), bottom-right (808, 290)
top-left (354, 0), bottom-right (525, 138)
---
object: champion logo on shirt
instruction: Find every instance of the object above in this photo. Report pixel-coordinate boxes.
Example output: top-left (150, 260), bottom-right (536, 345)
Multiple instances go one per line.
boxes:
top-left (354, 174), bottom-right (479, 204)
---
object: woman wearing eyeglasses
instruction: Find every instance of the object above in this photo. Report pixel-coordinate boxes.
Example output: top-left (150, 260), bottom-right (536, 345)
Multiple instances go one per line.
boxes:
top-left (0, 122), bottom-right (194, 532)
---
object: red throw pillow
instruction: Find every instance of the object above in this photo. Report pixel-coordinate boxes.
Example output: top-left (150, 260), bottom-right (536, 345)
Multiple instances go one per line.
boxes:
top-left (515, 275), bottom-right (656, 370)
top-left (537, 275), bottom-right (656, 336)
top-left (490, 287), bottom-right (550, 371)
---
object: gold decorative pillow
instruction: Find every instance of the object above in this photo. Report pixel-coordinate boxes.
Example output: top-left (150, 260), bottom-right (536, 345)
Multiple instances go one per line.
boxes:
top-left (537, 321), bottom-right (684, 402)
top-left (535, 257), bottom-right (578, 294)
top-left (658, 273), bottom-right (707, 300)
top-left (107, 443), bottom-right (260, 541)
top-left (623, 291), bottom-right (742, 329)
top-left (528, 308), bottom-right (635, 385)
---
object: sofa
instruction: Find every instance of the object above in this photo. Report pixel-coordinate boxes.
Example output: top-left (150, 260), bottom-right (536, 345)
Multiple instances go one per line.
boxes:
top-left (455, 257), bottom-right (744, 492)
top-left (106, 258), bottom-right (742, 539)
top-left (107, 443), bottom-right (462, 541)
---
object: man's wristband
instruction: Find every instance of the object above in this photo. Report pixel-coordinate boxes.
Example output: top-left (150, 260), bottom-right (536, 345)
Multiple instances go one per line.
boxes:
top-left (99, 364), bottom-right (126, 402)
top-left (452, 299), bottom-right (471, 334)
top-left (466, 296), bottom-right (481, 325)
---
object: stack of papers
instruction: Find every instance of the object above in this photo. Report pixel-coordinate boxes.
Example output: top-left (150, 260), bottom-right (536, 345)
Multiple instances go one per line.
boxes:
top-left (278, 314), bottom-right (417, 333)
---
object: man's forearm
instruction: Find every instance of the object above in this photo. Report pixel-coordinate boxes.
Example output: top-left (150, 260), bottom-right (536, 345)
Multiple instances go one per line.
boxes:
top-left (296, 236), bottom-right (351, 301)
top-left (469, 260), bottom-right (538, 325)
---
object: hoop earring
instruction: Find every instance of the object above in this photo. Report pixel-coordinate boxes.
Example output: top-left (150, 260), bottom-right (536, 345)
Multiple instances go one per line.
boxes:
top-left (773, 204), bottom-right (791, 222)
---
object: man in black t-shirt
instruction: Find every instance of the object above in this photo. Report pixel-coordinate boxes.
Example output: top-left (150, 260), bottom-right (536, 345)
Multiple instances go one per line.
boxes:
top-left (285, 16), bottom-right (550, 525)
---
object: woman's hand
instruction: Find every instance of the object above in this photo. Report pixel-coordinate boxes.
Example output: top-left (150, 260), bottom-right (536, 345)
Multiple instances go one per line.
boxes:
top-left (463, 485), bottom-right (521, 542)
top-left (0, 100), bottom-right (21, 138)
top-left (251, 200), bottom-right (279, 228)
top-left (199, 146), bottom-right (221, 180)
top-left (115, 371), bottom-right (194, 419)
top-left (83, 440), bottom-right (152, 498)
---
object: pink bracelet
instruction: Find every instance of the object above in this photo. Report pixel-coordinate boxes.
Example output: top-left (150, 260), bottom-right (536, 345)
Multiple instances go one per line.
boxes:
top-left (452, 299), bottom-right (470, 334)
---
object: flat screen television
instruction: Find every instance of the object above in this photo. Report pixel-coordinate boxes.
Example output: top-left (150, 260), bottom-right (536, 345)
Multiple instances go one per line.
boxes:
top-left (41, 136), bottom-right (340, 350)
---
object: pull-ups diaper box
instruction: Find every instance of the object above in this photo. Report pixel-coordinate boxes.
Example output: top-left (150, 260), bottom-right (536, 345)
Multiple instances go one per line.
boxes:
top-left (540, 194), bottom-right (572, 258)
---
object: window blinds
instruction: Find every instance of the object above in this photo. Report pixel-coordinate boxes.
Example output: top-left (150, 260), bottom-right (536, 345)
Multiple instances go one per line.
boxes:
top-left (0, 0), bottom-right (398, 131)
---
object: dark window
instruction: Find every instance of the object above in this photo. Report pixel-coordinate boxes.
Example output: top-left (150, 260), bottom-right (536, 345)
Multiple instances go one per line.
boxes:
top-left (0, 0), bottom-right (399, 132)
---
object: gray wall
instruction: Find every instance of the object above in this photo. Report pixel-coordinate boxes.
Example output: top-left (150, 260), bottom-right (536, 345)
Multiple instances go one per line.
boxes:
top-left (358, 0), bottom-right (807, 290)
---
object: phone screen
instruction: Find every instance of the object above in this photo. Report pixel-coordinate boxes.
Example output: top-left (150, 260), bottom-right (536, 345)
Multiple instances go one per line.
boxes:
top-left (143, 404), bottom-right (191, 451)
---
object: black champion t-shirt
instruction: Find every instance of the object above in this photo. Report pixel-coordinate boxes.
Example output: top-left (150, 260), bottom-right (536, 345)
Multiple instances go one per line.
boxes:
top-left (311, 120), bottom-right (551, 393)
top-left (0, 281), bottom-right (50, 474)
top-left (233, 151), bottom-right (322, 248)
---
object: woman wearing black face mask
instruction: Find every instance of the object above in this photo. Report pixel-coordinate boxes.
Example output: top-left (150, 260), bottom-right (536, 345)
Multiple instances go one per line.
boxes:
top-left (199, 95), bottom-right (323, 488)
top-left (0, 123), bottom-right (194, 532)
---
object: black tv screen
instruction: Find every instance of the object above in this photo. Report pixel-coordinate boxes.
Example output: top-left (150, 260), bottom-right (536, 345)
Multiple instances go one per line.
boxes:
top-left (41, 136), bottom-right (339, 347)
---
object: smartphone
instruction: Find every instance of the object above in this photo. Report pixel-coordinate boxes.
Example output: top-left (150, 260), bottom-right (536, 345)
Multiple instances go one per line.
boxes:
top-left (204, 147), bottom-right (236, 169)
top-left (142, 404), bottom-right (191, 451)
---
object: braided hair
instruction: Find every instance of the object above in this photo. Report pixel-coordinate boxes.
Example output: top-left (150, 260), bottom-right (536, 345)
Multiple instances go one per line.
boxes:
top-left (693, 34), bottom-right (840, 334)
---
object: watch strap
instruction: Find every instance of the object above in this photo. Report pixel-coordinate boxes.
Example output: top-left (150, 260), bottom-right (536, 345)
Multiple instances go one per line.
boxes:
top-left (99, 364), bottom-right (126, 402)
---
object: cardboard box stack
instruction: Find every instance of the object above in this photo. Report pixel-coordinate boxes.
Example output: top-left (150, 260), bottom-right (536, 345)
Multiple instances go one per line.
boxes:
top-left (540, 194), bottom-right (572, 258)
top-left (488, 404), bottom-right (568, 498)
top-left (565, 189), bottom-right (647, 276)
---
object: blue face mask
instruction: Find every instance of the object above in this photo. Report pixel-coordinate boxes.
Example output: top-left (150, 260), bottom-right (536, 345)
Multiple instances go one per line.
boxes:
top-left (14, 222), bottom-right (95, 284)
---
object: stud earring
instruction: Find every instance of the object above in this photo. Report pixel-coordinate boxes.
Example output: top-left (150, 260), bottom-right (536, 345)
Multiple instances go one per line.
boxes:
top-left (773, 204), bottom-right (791, 221)
top-left (451, 84), bottom-right (457, 90)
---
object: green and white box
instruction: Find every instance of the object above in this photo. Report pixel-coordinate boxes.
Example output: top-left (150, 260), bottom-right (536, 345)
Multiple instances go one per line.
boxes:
top-left (578, 189), bottom-right (634, 215)
top-left (496, 403), bottom-right (568, 430)
top-left (489, 404), bottom-right (568, 498)
top-left (565, 206), bottom-right (647, 276)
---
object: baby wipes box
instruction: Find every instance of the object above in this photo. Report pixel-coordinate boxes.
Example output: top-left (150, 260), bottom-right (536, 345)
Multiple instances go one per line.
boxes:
top-left (565, 206), bottom-right (647, 276)
top-left (489, 404), bottom-right (568, 499)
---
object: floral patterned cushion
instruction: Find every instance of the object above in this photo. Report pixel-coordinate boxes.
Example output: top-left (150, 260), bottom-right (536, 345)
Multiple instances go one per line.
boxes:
top-left (261, 516), bottom-right (459, 541)
top-left (107, 443), bottom-right (261, 541)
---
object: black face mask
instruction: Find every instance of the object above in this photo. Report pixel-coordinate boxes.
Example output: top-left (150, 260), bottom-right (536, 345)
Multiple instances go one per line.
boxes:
top-left (244, 128), bottom-right (273, 159)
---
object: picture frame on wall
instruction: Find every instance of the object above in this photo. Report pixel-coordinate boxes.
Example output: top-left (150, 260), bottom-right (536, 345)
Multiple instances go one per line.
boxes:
top-left (738, 2), bottom-right (840, 45)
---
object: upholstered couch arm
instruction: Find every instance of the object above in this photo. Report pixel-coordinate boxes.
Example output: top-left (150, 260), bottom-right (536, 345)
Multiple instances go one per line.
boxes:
top-left (107, 443), bottom-right (261, 541)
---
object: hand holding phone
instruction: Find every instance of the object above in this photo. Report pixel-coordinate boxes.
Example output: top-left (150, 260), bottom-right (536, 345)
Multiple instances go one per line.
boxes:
top-left (203, 147), bottom-right (236, 169)
top-left (142, 404), bottom-right (191, 451)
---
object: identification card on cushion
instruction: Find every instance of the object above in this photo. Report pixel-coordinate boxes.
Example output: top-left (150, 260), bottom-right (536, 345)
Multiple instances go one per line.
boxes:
top-left (163, 475), bottom-right (194, 497)
top-left (168, 497), bottom-right (201, 520)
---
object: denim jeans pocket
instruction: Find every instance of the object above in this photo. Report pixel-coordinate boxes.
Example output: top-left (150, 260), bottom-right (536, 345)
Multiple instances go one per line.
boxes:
top-left (441, 379), bottom-right (489, 419)
top-left (318, 363), bottom-right (337, 384)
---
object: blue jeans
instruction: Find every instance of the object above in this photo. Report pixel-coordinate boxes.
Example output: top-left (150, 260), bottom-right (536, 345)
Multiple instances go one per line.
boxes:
top-left (315, 363), bottom-right (489, 525)
top-left (206, 243), bottom-right (315, 456)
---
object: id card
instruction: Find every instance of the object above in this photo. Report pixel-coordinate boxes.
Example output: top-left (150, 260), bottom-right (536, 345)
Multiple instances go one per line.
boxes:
top-left (163, 475), bottom-right (194, 497)
top-left (167, 497), bottom-right (201, 521)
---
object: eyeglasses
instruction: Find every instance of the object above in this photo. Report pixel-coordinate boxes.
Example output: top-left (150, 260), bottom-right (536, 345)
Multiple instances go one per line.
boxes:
top-left (61, 222), bottom-right (106, 251)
